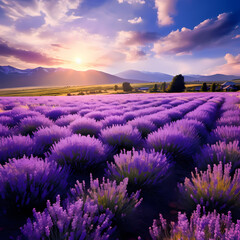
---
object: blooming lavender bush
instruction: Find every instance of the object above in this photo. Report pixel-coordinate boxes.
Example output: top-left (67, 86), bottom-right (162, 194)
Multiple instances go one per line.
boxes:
top-left (209, 126), bottom-right (240, 144)
top-left (0, 135), bottom-right (34, 163)
top-left (100, 124), bottom-right (142, 152)
top-left (45, 108), bottom-right (68, 121)
top-left (69, 176), bottom-right (142, 217)
top-left (0, 156), bottom-right (68, 215)
top-left (33, 125), bottom-right (72, 154)
top-left (21, 195), bottom-right (115, 240)
top-left (178, 162), bottom-right (240, 213)
top-left (127, 118), bottom-right (157, 138)
top-left (106, 149), bottom-right (170, 191)
top-left (195, 141), bottom-right (240, 171)
top-left (48, 135), bottom-right (107, 171)
top-left (216, 116), bottom-right (240, 127)
top-left (17, 116), bottom-right (53, 136)
top-left (55, 114), bottom-right (79, 126)
top-left (69, 117), bottom-right (102, 137)
top-left (84, 111), bottom-right (106, 121)
top-left (101, 115), bottom-right (126, 129)
top-left (149, 205), bottom-right (240, 240)
top-left (0, 116), bottom-right (15, 127)
top-left (0, 124), bottom-right (11, 137)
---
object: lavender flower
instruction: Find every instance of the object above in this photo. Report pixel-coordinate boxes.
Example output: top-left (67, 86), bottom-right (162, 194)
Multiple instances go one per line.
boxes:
top-left (209, 126), bottom-right (240, 144)
top-left (0, 116), bottom-right (15, 127)
top-left (0, 156), bottom-right (68, 215)
top-left (69, 117), bottom-right (102, 137)
top-left (101, 115), bottom-right (126, 129)
top-left (149, 205), bottom-right (240, 240)
top-left (48, 135), bottom-right (107, 171)
top-left (17, 116), bottom-right (53, 136)
top-left (0, 135), bottom-right (34, 163)
top-left (69, 175), bottom-right (142, 217)
top-left (216, 116), bottom-right (240, 127)
top-left (21, 195), bottom-right (115, 240)
top-left (45, 108), bottom-right (68, 121)
top-left (33, 125), bottom-right (72, 154)
top-left (178, 162), bottom-right (240, 213)
top-left (55, 114), bottom-right (79, 126)
top-left (106, 149), bottom-right (170, 191)
top-left (100, 124), bottom-right (142, 152)
top-left (195, 141), bottom-right (240, 171)
top-left (84, 111), bottom-right (106, 121)
top-left (0, 124), bottom-right (11, 137)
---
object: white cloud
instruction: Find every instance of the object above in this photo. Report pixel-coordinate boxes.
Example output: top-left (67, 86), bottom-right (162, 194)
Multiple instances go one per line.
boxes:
top-left (128, 17), bottom-right (143, 24)
top-left (154, 0), bottom-right (177, 26)
top-left (118, 0), bottom-right (145, 4)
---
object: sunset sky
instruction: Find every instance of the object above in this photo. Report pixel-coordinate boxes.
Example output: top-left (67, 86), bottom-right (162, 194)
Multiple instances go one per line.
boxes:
top-left (0, 0), bottom-right (240, 75)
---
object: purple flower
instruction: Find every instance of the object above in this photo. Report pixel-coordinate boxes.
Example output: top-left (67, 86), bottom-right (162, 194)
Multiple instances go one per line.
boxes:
top-left (101, 115), bottom-right (126, 129)
top-left (0, 124), bottom-right (11, 137)
top-left (45, 108), bottom-right (68, 121)
top-left (216, 116), bottom-right (240, 127)
top-left (195, 141), bottom-right (240, 171)
top-left (0, 135), bottom-right (34, 164)
top-left (55, 114), bottom-right (79, 126)
top-left (178, 162), bottom-right (240, 213)
top-left (106, 148), bottom-right (170, 190)
top-left (100, 124), bottom-right (142, 153)
top-left (150, 205), bottom-right (240, 240)
top-left (69, 117), bottom-right (102, 137)
top-left (33, 125), bottom-right (72, 154)
top-left (48, 135), bottom-right (107, 171)
top-left (21, 195), bottom-right (115, 240)
top-left (0, 116), bottom-right (15, 128)
top-left (17, 116), bottom-right (53, 136)
top-left (0, 156), bottom-right (69, 215)
top-left (84, 111), bottom-right (106, 121)
top-left (69, 175), bottom-right (142, 217)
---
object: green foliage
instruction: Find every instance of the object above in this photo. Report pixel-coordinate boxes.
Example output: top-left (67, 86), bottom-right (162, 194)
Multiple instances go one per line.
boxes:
top-left (167, 74), bottom-right (185, 92)
top-left (210, 83), bottom-right (216, 92)
top-left (161, 82), bottom-right (166, 92)
top-left (200, 82), bottom-right (208, 92)
top-left (122, 82), bottom-right (133, 92)
top-left (149, 84), bottom-right (158, 92)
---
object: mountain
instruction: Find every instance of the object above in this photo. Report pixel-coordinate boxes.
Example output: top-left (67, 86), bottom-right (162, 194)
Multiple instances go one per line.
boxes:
top-left (116, 70), bottom-right (173, 82)
top-left (0, 66), bottom-right (144, 88)
top-left (116, 70), bottom-right (240, 83)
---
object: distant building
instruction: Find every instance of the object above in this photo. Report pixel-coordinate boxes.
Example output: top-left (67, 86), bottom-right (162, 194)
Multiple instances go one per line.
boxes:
top-left (221, 81), bottom-right (237, 91)
top-left (138, 87), bottom-right (149, 91)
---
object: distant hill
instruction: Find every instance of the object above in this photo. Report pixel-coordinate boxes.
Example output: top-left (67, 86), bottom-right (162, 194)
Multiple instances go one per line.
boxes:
top-left (116, 70), bottom-right (173, 82)
top-left (0, 66), bottom-right (144, 88)
top-left (116, 70), bottom-right (240, 83)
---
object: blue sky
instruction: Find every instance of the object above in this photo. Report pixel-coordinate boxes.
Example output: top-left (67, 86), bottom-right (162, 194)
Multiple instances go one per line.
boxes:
top-left (0, 0), bottom-right (240, 75)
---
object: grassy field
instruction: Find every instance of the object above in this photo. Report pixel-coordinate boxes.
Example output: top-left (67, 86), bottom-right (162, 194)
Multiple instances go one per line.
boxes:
top-left (0, 80), bottom-right (239, 96)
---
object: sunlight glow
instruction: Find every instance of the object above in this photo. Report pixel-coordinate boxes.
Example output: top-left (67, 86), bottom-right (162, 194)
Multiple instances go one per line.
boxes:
top-left (75, 57), bottom-right (82, 64)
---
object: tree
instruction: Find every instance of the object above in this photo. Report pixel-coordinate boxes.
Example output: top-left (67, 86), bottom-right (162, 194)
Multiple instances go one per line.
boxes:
top-left (114, 85), bottom-right (118, 91)
top-left (210, 83), bottom-right (216, 92)
top-left (122, 82), bottom-right (133, 92)
top-left (167, 74), bottom-right (185, 92)
top-left (161, 82), bottom-right (166, 92)
top-left (150, 83), bottom-right (158, 92)
top-left (201, 82), bottom-right (208, 92)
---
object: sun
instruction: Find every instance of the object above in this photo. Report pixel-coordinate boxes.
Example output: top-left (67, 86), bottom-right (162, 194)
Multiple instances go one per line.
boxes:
top-left (75, 57), bottom-right (82, 64)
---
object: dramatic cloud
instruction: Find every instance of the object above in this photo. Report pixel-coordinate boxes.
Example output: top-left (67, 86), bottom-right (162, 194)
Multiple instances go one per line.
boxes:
top-left (233, 34), bottom-right (240, 39)
top-left (118, 0), bottom-right (145, 4)
top-left (155, 0), bottom-right (177, 26)
top-left (212, 53), bottom-right (240, 75)
top-left (116, 31), bottom-right (160, 46)
top-left (153, 13), bottom-right (239, 55)
top-left (0, 39), bottom-right (65, 65)
top-left (128, 17), bottom-right (143, 24)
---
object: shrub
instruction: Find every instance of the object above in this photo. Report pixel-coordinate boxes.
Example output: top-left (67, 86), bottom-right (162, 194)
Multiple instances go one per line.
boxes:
top-left (195, 141), bottom-right (240, 171)
top-left (55, 114), bottom-right (79, 126)
top-left (17, 116), bottom-right (53, 136)
top-left (69, 117), bottom-right (102, 137)
top-left (69, 176), bottom-right (142, 218)
top-left (45, 108), bottom-right (68, 121)
top-left (178, 162), bottom-right (240, 214)
top-left (0, 116), bottom-right (15, 127)
top-left (149, 205), bottom-right (240, 240)
top-left (209, 126), bottom-right (240, 144)
top-left (0, 124), bottom-right (11, 137)
top-left (33, 125), bottom-right (72, 154)
top-left (0, 156), bottom-right (68, 215)
top-left (106, 149), bottom-right (170, 191)
top-left (21, 196), bottom-right (115, 240)
top-left (100, 125), bottom-right (142, 153)
top-left (48, 135), bottom-right (107, 171)
top-left (144, 113), bottom-right (171, 128)
top-left (216, 116), bottom-right (240, 127)
top-left (84, 111), bottom-right (105, 121)
top-left (166, 74), bottom-right (185, 92)
top-left (0, 135), bottom-right (34, 164)
top-left (101, 116), bottom-right (126, 129)
top-left (127, 118), bottom-right (157, 138)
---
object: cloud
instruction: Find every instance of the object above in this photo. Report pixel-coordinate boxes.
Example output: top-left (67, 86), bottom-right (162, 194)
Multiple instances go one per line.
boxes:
top-left (116, 31), bottom-right (160, 46)
top-left (128, 17), bottom-right (143, 24)
top-left (154, 0), bottom-right (177, 26)
top-left (153, 13), bottom-right (239, 55)
top-left (0, 39), bottom-right (65, 65)
top-left (233, 34), bottom-right (240, 39)
top-left (212, 53), bottom-right (240, 75)
top-left (118, 0), bottom-right (145, 4)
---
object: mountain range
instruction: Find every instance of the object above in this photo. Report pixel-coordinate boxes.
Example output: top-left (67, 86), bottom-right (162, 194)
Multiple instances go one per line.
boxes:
top-left (0, 66), bottom-right (239, 88)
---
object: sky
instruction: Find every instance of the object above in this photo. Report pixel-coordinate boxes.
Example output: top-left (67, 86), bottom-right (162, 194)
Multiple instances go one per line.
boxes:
top-left (0, 0), bottom-right (240, 75)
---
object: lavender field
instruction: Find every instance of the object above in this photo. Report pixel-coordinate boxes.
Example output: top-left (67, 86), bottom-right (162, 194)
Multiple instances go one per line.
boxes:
top-left (1, 92), bottom-right (240, 239)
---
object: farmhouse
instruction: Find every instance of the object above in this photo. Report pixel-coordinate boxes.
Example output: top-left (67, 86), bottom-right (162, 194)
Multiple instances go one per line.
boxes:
top-left (221, 81), bottom-right (237, 91)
